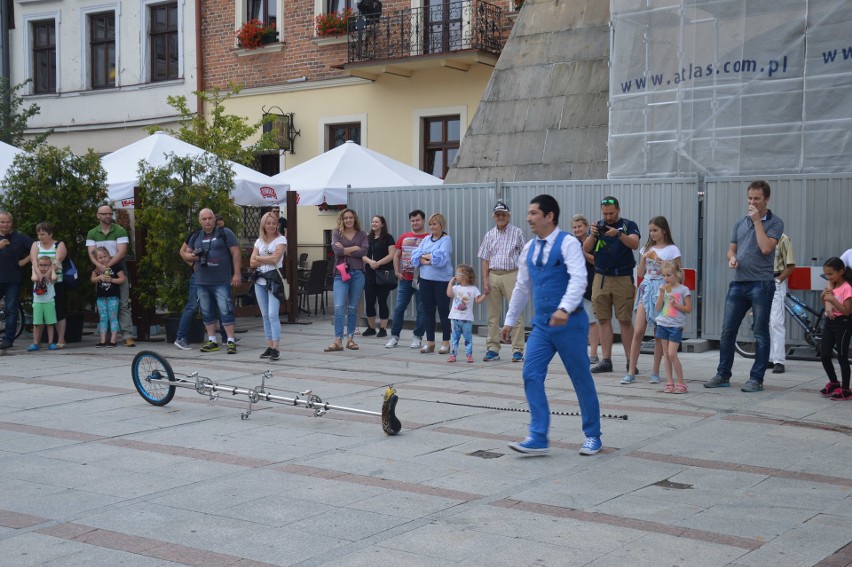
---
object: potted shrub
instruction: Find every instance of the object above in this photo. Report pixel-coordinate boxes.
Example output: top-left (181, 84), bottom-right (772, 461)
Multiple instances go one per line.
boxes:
top-left (315, 8), bottom-right (353, 37)
top-left (236, 19), bottom-right (278, 49)
top-left (0, 145), bottom-right (107, 342)
top-left (135, 153), bottom-right (240, 342)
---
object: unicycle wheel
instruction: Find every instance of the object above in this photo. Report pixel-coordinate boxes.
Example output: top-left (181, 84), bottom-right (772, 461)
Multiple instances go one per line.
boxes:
top-left (131, 351), bottom-right (176, 406)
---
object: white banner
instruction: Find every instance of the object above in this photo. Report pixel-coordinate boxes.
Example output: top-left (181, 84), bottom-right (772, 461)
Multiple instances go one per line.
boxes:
top-left (609, 0), bottom-right (852, 177)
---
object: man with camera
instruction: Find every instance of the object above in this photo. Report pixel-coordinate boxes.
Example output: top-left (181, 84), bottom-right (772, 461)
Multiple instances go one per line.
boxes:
top-left (582, 196), bottom-right (640, 373)
top-left (181, 209), bottom-right (242, 354)
top-left (87, 205), bottom-right (135, 347)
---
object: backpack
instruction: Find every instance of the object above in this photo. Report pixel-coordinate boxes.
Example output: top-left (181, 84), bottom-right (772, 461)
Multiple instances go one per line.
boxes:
top-left (62, 257), bottom-right (79, 289)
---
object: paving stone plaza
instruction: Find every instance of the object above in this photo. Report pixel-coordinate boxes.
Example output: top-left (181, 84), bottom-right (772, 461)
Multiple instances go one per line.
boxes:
top-left (0, 316), bottom-right (849, 566)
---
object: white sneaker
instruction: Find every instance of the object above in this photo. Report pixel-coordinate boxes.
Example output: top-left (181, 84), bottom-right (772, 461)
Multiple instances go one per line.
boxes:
top-left (409, 337), bottom-right (422, 349)
top-left (385, 336), bottom-right (399, 348)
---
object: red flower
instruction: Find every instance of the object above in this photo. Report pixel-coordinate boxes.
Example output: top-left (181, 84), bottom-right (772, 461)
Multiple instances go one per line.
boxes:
top-left (236, 19), bottom-right (277, 50)
top-left (315, 9), bottom-right (353, 37)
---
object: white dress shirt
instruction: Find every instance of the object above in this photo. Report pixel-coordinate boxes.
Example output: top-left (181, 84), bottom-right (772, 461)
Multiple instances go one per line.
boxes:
top-left (504, 227), bottom-right (587, 328)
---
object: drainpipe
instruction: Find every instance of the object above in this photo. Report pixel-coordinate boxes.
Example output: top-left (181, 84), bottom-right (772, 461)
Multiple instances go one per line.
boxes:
top-left (195, 0), bottom-right (204, 116)
top-left (1, 0), bottom-right (11, 136)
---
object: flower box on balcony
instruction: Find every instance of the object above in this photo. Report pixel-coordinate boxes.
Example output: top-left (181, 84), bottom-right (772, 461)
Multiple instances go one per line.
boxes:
top-left (315, 8), bottom-right (353, 38)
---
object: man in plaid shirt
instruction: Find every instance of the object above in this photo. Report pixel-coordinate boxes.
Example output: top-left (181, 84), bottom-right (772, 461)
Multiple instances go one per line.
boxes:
top-left (479, 202), bottom-right (526, 362)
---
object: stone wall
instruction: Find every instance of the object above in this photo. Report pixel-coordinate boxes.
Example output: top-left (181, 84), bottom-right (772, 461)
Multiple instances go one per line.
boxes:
top-left (445, 0), bottom-right (610, 183)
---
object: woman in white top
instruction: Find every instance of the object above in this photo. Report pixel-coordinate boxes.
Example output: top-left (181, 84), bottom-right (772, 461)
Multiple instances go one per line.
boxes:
top-left (623, 216), bottom-right (682, 385)
top-left (249, 212), bottom-right (287, 361)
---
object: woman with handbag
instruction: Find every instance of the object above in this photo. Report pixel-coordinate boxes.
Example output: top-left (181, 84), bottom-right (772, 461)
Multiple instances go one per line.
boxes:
top-left (326, 208), bottom-right (368, 352)
top-left (249, 212), bottom-right (287, 361)
top-left (410, 213), bottom-right (453, 354)
top-left (361, 215), bottom-right (396, 338)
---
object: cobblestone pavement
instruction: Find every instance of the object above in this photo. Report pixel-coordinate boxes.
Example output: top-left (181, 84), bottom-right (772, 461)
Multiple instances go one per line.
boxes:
top-left (0, 316), bottom-right (849, 566)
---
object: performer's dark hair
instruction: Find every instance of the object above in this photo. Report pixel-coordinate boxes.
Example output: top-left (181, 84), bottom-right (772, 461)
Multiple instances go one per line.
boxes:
top-left (530, 194), bottom-right (560, 224)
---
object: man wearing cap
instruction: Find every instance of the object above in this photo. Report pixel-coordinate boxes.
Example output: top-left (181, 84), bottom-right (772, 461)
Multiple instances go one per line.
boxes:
top-left (479, 201), bottom-right (526, 362)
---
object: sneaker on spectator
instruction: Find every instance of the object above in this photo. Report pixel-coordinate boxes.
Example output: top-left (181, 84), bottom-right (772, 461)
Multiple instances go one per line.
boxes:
top-left (508, 438), bottom-right (549, 455)
top-left (48, 343), bottom-right (58, 350)
top-left (620, 374), bottom-right (636, 384)
top-left (268, 349), bottom-right (280, 361)
top-left (27, 344), bottom-right (39, 352)
top-left (512, 351), bottom-right (524, 363)
top-left (227, 342), bottom-right (237, 355)
top-left (376, 329), bottom-right (387, 338)
top-left (124, 337), bottom-right (136, 347)
top-left (447, 354), bottom-right (456, 363)
top-left (590, 359), bottom-right (613, 373)
top-left (820, 381), bottom-right (841, 397)
top-left (830, 388), bottom-right (851, 400)
top-left (385, 336), bottom-right (399, 348)
top-left (0, 340), bottom-right (12, 350)
top-left (174, 338), bottom-right (190, 350)
top-left (589, 355), bottom-right (600, 365)
top-left (648, 373), bottom-right (661, 384)
top-left (483, 351), bottom-right (500, 362)
top-left (741, 379), bottom-right (763, 392)
top-left (704, 375), bottom-right (730, 388)
top-left (259, 347), bottom-right (273, 359)
top-left (362, 328), bottom-right (377, 337)
top-left (579, 436), bottom-right (603, 455)
top-left (409, 336), bottom-right (422, 349)
top-left (466, 354), bottom-right (474, 363)
top-left (200, 340), bottom-right (219, 353)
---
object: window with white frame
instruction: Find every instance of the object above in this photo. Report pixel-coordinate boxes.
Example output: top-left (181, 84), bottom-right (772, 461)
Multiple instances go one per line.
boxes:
top-left (32, 20), bottom-right (57, 94)
top-left (150, 2), bottom-right (179, 81)
top-left (89, 12), bottom-right (116, 89)
top-left (236, 0), bottom-right (283, 44)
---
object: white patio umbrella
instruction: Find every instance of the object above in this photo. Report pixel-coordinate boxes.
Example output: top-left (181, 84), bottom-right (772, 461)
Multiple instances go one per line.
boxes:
top-left (102, 131), bottom-right (289, 208)
top-left (271, 141), bottom-right (443, 205)
top-left (0, 141), bottom-right (25, 186)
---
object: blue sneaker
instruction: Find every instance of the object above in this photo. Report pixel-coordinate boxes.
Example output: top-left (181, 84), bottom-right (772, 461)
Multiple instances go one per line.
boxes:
top-left (508, 438), bottom-right (549, 455)
top-left (512, 351), bottom-right (524, 363)
top-left (620, 374), bottom-right (636, 384)
top-left (648, 373), bottom-right (661, 384)
top-left (27, 344), bottom-right (40, 352)
top-left (483, 351), bottom-right (500, 362)
top-left (579, 436), bottom-right (602, 455)
top-left (48, 343), bottom-right (58, 350)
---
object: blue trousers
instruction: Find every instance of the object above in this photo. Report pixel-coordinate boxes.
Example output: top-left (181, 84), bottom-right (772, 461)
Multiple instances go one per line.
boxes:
top-left (333, 269), bottom-right (365, 339)
top-left (390, 279), bottom-right (426, 339)
top-left (523, 309), bottom-right (601, 443)
top-left (450, 319), bottom-right (473, 357)
top-left (717, 280), bottom-right (774, 382)
top-left (177, 274), bottom-right (227, 342)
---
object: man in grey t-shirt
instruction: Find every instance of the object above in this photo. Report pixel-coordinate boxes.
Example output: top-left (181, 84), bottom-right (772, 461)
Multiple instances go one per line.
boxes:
top-left (705, 180), bottom-right (784, 392)
top-left (181, 209), bottom-right (242, 354)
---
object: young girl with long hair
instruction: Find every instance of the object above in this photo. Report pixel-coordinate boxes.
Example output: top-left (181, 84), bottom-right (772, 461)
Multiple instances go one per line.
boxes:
top-left (623, 216), bottom-right (681, 385)
top-left (655, 262), bottom-right (692, 393)
top-left (819, 257), bottom-right (852, 400)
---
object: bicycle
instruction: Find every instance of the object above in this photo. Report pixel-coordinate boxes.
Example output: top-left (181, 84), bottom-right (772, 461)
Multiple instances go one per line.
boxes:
top-left (0, 295), bottom-right (26, 340)
top-left (735, 292), bottom-right (831, 358)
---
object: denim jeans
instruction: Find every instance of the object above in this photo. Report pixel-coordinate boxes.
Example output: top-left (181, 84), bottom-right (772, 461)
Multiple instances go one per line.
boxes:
top-left (333, 269), bottom-right (365, 340)
top-left (254, 282), bottom-right (281, 341)
top-left (177, 274), bottom-right (227, 341)
top-left (718, 280), bottom-right (775, 382)
top-left (390, 279), bottom-right (426, 339)
top-left (197, 283), bottom-right (236, 326)
top-left (1, 282), bottom-right (21, 345)
top-left (451, 319), bottom-right (474, 357)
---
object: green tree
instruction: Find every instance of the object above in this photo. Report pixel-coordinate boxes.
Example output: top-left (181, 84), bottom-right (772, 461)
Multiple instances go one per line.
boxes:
top-left (0, 145), bottom-right (107, 310)
top-left (135, 153), bottom-right (240, 313)
top-left (145, 84), bottom-right (275, 166)
top-left (0, 79), bottom-right (51, 150)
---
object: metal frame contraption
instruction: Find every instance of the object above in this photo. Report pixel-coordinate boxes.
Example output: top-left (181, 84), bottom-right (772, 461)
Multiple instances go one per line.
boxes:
top-left (130, 351), bottom-right (401, 435)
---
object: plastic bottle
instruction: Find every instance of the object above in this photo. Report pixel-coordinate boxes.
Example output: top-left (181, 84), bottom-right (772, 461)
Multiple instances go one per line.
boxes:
top-left (790, 300), bottom-right (808, 324)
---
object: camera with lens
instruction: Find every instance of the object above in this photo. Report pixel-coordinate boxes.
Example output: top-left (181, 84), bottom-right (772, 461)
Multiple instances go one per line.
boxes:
top-left (194, 248), bottom-right (209, 268)
top-left (596, 220), bottom-right (608, 233)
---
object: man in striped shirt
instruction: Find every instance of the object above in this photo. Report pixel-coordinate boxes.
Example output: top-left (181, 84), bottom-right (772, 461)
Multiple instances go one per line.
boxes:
top-left (479, 201), bottom-right (526, 362)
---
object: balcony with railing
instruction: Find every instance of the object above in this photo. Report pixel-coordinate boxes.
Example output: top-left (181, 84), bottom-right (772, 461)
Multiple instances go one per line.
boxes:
top-left (341, 0), bottom-right (505, 79)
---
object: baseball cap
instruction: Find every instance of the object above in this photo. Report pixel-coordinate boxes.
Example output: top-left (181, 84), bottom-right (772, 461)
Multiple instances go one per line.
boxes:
top-left (493, 202), bottom-right (510, 213)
